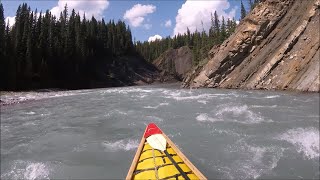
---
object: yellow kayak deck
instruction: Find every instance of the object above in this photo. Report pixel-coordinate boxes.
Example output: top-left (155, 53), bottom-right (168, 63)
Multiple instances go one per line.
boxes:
top-left (126, 123), bottom-right (207, 180)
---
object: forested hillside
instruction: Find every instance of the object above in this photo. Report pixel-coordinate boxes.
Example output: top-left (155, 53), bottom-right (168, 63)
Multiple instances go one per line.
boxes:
top-left (135, 12), bottom-right (237, 66)
top-left (134, 0), bottom-right (260, 66)
top-left (0, 1), bottom-right (261, 90)
top-left (0, 3), bottom-right (156, 90)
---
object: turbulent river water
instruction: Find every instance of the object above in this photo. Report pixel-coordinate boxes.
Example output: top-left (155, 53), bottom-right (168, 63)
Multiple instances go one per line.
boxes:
top-left (1, 84), bottom-right (319, 179)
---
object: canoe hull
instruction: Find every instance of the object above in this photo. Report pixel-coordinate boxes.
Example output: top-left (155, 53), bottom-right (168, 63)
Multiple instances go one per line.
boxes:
top-left (126, 123), bottom-right (207, 180)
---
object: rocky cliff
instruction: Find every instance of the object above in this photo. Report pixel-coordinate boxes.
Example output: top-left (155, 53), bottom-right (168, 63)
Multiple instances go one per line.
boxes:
top-left (182, 0), bottom-right (319, 92)
top-left (153, 46), bottom-right (193, 82)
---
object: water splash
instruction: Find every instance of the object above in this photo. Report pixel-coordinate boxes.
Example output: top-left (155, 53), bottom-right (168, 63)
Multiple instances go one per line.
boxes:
top-left (101, 87), bottom-right (156, 94)
top-left (1, 161), bottom-right (50, 180)
top-left (264, 95), bottom-right (280, 99)
top-left (196, 104), bottom-right (270, 124)
top-left (223, 141), bottom-right (284, 179)
top-left (144, 102), bottom-right (169, 109)
top-left (197, 100), bottom-right (207, 104)
top-left (102, 139), bottom-right (139, 151)
top-left (25, 111), bottom-right (36, 115)
top-left (196, 113), bottom-right (218, 122)
top-left (24, 163), bottom-right (50, 180)
top-left (278, 127), bottom-right (320, 159)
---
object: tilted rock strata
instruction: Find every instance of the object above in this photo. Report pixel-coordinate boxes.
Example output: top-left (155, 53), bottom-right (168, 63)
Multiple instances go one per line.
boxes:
top-left (183, 0), bottom-right (319, 92)
top-left (153, 46), bottom-right (193, 81)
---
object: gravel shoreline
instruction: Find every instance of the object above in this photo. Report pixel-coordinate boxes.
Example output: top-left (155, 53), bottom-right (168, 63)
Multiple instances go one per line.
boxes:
top-left (0, 89), bottom-right (69, 106)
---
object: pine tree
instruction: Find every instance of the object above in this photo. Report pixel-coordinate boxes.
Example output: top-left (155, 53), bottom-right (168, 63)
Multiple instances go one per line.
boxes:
top-left (2, 2), bottom-right (243, 90)
top-left (220, 16), bottom-right (227, 43)
top-left (213, 11), bottom-right (220, 45)
top-left (249, 0), bottom-right (254, 11)
top-left (0, 2), bottom-right (5, 56)
top-left (0, 2), bottom-right (6, 89)
top-left (241, 0), bottom-right (247, 20)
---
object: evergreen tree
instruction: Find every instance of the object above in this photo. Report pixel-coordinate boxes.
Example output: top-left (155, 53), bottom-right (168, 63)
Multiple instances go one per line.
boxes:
top-left (249, 0), bottom-right (254, 11)
top-left (0, 2), bottom-right (4, 56)
top-left (213, 11), bottom-right (220, 45)
top-left (1, 2), bottom-right (239, 90)
top-left (0, 2), bottom-right (6, 89)
top-left (241, 0), bottom-right (247, 20)
top-left (220, 16), bottom-right (227, 43)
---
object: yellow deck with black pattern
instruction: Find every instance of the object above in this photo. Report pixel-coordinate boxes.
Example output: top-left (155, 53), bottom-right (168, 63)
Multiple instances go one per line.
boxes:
top-left (133, 142), bottom-right (198, 179)
top-left (126, 123), bottom-right (207, 180)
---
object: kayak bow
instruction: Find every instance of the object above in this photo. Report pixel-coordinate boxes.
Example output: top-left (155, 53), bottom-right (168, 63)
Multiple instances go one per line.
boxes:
top-left (126, 123), bottom-right (207, 180)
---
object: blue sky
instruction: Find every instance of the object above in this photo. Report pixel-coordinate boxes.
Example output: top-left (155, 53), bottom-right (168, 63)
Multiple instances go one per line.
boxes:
top-left (2, 0), bottom-right (249, 42)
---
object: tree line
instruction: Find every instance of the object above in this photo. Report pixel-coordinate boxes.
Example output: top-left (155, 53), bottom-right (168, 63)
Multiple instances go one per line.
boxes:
top-left (0, 3), bottom-right (134, 90)
top-left (135, 0), bottom-right (261, 65)
top-left (134, 11), bottom-right (237, 65)
top-left (0, 1), bottom-right (261, 90)
top-left (241, 0), bottom-right (261, 19)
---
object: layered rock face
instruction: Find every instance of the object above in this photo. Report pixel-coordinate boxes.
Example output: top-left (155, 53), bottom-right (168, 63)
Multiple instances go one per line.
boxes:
top-left (153, 46), bottom-right (193, 81)
top-left (183, 0), bottom-right (319, 92)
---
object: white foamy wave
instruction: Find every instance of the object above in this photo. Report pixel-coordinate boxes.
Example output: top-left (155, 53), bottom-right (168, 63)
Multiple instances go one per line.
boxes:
top-left (145, 116), bottom-right (164, 122)
top-left (105, 109), bottom-right (128, 117)
top-left (251, 105), bottom-right (277, 108)
top-left (216, 105), bottom-right (267, 124)
top-left (102, 139), bottom-right (139, 151)
top-left (172, 94), bottom-right (215, 101)
top-left (167, 132), bottom-right (181, 138)
top-left (25, 111), bottom-right (36, 115)
top-left (264, 95), bottom-right (280, 99)
top-left (162, 89), bottom-right (217, 101)
top-left (23, 122), bottom-right (38, 126)
top-left (225, 141), bottom-right (284, 179)
top-left (1, 161), bottom-right (50, 180)
top-left (102, 87), bottom-right (156, 94)
top-left (278, 127), bottom-right (319, 159)
top-left (0, 90), bottom-right (90, 105)
top-left (196, 105), bottom-right (269, 124)
top-left (197, 100), bottom-right (207, 104)
top-left (144, 103), bottom-right (169, 109)
top-left (24, 163), bottom-right (50, 180)
top-left (72, 143), bottom-right (88, 152)
top-left (162, 90), bottom-right (184, 97)
top-left (196, 113), bottom-right (219, 122)
top-left (128, 122), bottom-right (136, 126)
top-left (210, 128), bottom-right (250, 138)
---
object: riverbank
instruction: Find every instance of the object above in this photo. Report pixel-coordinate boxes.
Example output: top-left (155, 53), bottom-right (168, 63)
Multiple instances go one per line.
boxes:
top-left (0, 82), bottom-right (180, 106)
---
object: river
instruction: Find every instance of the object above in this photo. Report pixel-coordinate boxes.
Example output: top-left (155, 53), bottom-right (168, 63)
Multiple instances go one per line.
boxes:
top-left (1, 84), bottom-right (319, 179)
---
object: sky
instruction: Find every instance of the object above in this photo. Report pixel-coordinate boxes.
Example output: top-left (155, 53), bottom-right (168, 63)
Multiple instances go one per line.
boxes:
top-left (2, 0), bottom-right (250, 42)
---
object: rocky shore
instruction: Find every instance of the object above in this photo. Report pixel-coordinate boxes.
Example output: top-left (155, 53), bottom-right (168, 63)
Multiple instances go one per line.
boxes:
top-left (182, 0), bottom-right (319, 92)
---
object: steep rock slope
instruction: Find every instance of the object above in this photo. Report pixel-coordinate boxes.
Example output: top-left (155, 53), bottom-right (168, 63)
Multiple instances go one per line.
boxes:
top-left (86, 55), bottom-right (159, 88)
top-left (183, 0), bottom-right (319, 92)
top-left (153, 46), bottom-right (193, 81)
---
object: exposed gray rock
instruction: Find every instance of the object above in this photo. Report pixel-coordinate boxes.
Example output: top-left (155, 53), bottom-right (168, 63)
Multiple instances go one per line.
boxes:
top-left (153, 46), bottom-right (193, 81)
top-left (183, 0), bottom-right (319, 92)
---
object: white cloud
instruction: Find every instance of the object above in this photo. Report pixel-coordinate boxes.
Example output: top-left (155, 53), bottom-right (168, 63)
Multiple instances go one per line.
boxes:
top-left (50, 0), bottom-right (109, 19)
top-left (123, 4), bottom-right (156, 28)
top-left (5, 16), bottom-right (15, 27)
top-left (148, 34), bottom-right (162, 42)
top-left (173, 0), bottom-right (236, 36)
top-left (164, 19), bottom-right (172, 28)
top-left (144, 24), bottom-right (152, 30)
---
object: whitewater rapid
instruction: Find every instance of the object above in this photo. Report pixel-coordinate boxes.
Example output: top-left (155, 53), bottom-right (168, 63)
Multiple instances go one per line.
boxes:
top-left (1, 84), bottom-right (319, 179)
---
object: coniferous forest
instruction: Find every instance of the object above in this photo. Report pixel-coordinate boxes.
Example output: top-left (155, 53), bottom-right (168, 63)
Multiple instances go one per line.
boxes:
top-left (135, 11), bottom-right (237, 65)
top-left (134, 0), bottom-right (259, 64)
top-left (0, 1), bottom-right (258, 91)
top-left (0, 3), bottom-right (138, 90)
